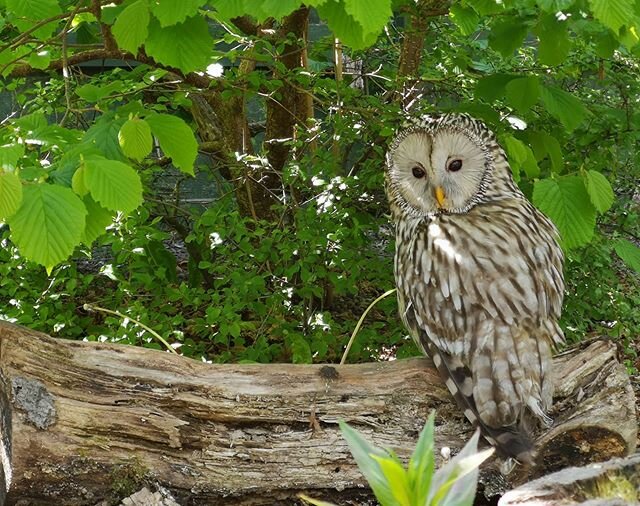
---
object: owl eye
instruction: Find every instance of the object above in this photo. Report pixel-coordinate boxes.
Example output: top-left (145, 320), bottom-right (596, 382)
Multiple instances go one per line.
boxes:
top-left (411, 166), bottom-right (426, 178)
top-left (447, 159), bottom-right (463, 172)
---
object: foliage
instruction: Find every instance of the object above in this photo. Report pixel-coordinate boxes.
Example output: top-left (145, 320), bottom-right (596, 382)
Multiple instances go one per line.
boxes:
top-left (301, 413), bottom-right (493, 506)
top-left (0, 0), bottom-right (639, 366)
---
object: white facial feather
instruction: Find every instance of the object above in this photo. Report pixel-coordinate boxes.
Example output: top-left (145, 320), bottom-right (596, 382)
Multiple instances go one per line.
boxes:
top-left (389, 127), bottom-right (488, 214)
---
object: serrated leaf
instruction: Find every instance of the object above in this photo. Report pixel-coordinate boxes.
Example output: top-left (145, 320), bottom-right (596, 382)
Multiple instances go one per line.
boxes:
top-left (76, 82), bottom-right (124, 102)
top-left (209, 0), bottom-right (246, 19)
top-left (614, 239), bottom-right (640, 273)
top-left (450, 4), bottom-right (479, 36)
top-left (112, 0), bottom-right (149, 54)
top-left (505, 76), bottom-right (540, 113)
top-left (539, 85), bottom-right (589, 132)
top-left (145, 113), bottom-right (196, 174)
top-left (474, 73), bottom-right (517, 102)
top-left (536, 14), bottom-right (570, 66)
top-left (533, 176), bottom-right (597, 249)
top-left (588, 0), bottom-right (635, 33)
top-left (83, 113), bottom-right (127, 161)
top-left (0, 143), bottom-right (24, 169)
top-left (6, 0), bottom-right (61, 39)
top-left (8, 184), bottom-right (86, 271)
top-left (583, 169), bottom-right (614, 213)
top-left (502, 134), bottom-right (529, 181)
top-left (82, 195), bottom-right (114, 244)
top-left (343, 0), bottom-right (392, 36)
top-left (259, 0), bottom-right (304, 20)
top-left (528, 131), bottom-right (564, 172)
top-left (149, 0), bottom-right (207, 27)
top-left (0, 172), bottom-right (22, 219)
top-left (489, 19), bottom-right (529, 58)
top-left (316, 0), bottom-right (379, 50)
top-left (119, 118), bottom-right (152, 161)
top-left (339, 421), bottom-right (397, 506)
top-left (145, 16), bottom-right (212, 73)
top-left (83, 156), bottom-right (143, 213)
top-left (71, 165), bottom-right (89, 196)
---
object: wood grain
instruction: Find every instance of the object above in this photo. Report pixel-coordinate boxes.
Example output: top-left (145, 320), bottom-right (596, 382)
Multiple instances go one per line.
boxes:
top-left (0, 321), bottom-right (635, 505)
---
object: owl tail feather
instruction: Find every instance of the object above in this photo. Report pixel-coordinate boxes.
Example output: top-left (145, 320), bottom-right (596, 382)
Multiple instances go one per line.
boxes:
top-left (424, 341), bottom-right (536, 465)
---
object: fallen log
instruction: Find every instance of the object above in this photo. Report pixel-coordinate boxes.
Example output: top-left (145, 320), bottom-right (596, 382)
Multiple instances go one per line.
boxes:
top-left (0, 321), bottom-right (636, 505)
top-left (499, 453), bottom-right (640, 505)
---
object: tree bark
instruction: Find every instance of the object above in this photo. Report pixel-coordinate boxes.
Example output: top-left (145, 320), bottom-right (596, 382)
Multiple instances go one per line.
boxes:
top-left (0, 322), bottom-right (636, 505)
top-left (500, 453), bottom-right (640, 506)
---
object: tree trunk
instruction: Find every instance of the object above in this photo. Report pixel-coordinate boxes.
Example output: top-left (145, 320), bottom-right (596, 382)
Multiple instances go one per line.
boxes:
top-left (0, 322), bottom-right (636, 505)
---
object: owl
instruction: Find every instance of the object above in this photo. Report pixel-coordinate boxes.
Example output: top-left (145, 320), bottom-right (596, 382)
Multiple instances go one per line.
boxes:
top-left (385, 113), bottom-right (564, 464)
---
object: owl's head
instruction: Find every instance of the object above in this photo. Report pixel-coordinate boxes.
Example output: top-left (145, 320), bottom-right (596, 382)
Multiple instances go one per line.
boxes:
top-left (386, 113), bottom-right (515, 216)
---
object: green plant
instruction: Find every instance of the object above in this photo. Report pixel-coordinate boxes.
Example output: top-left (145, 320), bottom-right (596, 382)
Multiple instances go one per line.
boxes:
top-left (300, 412), bottom-right (493, 506)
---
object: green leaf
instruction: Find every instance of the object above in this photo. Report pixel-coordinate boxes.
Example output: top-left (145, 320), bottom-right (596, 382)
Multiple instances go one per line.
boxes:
top-left (8, 184), bottom-right (86, 271)
top-left (428, 430), bottom-right (493, 506)
top-left (119, 118), bottom-right (153, 162)
top-left (112, 0), bottom-right (150, 54)
top-left (290, 334), bottom-right (312, 363)
top-left (6, 0), bottom-right (61, 39)
top-left (316, 0), bottom-right (379, 50)
top-left (583, 169), bottom-right (614, 213)
top-left (614, 239), bottom-right (640, 273)
top-left (595, 30), bottom-right (619, 58)
top-left (588, 0), bottom-right (635, 33)
top-left (450, 4), bottom-right (479, 35)
top-left (259, 0), bottom-right (305, 20)
top-left (474, 73), bottom-right (517, 102)
top-left (343, 0), bottom-right (392, 37)
top-left (536, 14), bottom-right (570, 66)
top-left (149, 0), bottom-right (207, 27)
top-left (528, 131), bottom-right (563, 172)
top-left (209, 0), bottom-right (246, 19)
top-left (28, 50), bottom-right (51, 70)
top-left (489, 19), bottom-right (529, 58)
top-left (145, 16), bottom-right (212, 73)
top-left (370, 455), bottom-right (411, 506)
top-left (83, 113), bottom-right (127, 161)
top-left (76, 82), bottom-right (124, 102)
top-left (533, 176), bottom-right (597, 249)
top-left (539, 85), bottom-right (589, 132)
top-left (505, 76), bottom-right (540, 113)
top-left (83, 156), bottom-right (143, 213)
top-left (145, 113), bottom-right (197, 175)
top-left (81, 195), bottom-right (114, 245)
top-left (502, 134), bottom-right (529, 180)
top-left (0, 172), bottom-right (22, 219)
top-left (0, 143), bottom-right (25, 170)
top-left (408, 413), bottom-right (435, 505)
top-left (537, 0), bottom-right (575, 10)
top-left (339, 421), bottom-right (397, 506)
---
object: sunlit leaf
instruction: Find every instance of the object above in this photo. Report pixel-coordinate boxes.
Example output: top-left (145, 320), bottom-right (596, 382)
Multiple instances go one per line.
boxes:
top-left (81, 195), bottom-right (114, 245)
top-left (583, 169), bottom-right (614, 213)
top-left (149, 0), bottom-right (207, 26)
top-left (119, 118), bottom-right (153, 162)
top-left (8, 184), bottom-right (86, 271)
top-left (112, 0), bottom-right (150, 54)
top-left (145, 113), bottom-right (197, 175)
top-left (0, 172), bottom-right (22, 219)
top-left (588, 0), bottom-right (635, 33)
top-left (533, 176), bottom-right (597, 249)
top-left (83, 156), bottom-right (143, 213)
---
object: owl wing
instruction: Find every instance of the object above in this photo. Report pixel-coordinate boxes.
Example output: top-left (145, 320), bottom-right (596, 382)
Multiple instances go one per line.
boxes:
top-left (398, 200), bottom-right (564, 462)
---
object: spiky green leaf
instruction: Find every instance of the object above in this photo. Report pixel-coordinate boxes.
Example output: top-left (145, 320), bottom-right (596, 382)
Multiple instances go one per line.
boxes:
top-left (112, 0), bottom-right (150, 54)
top-left (83, 157), bottom-right (143, 213)
top-left (0, 172), bottom-right (22, 219)
top-left (119, 118), bottom-right (153, 162)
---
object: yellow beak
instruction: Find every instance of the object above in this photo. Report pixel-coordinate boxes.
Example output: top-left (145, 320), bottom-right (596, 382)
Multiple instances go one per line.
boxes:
top-left (435, 186), bottom-right (446, 208)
